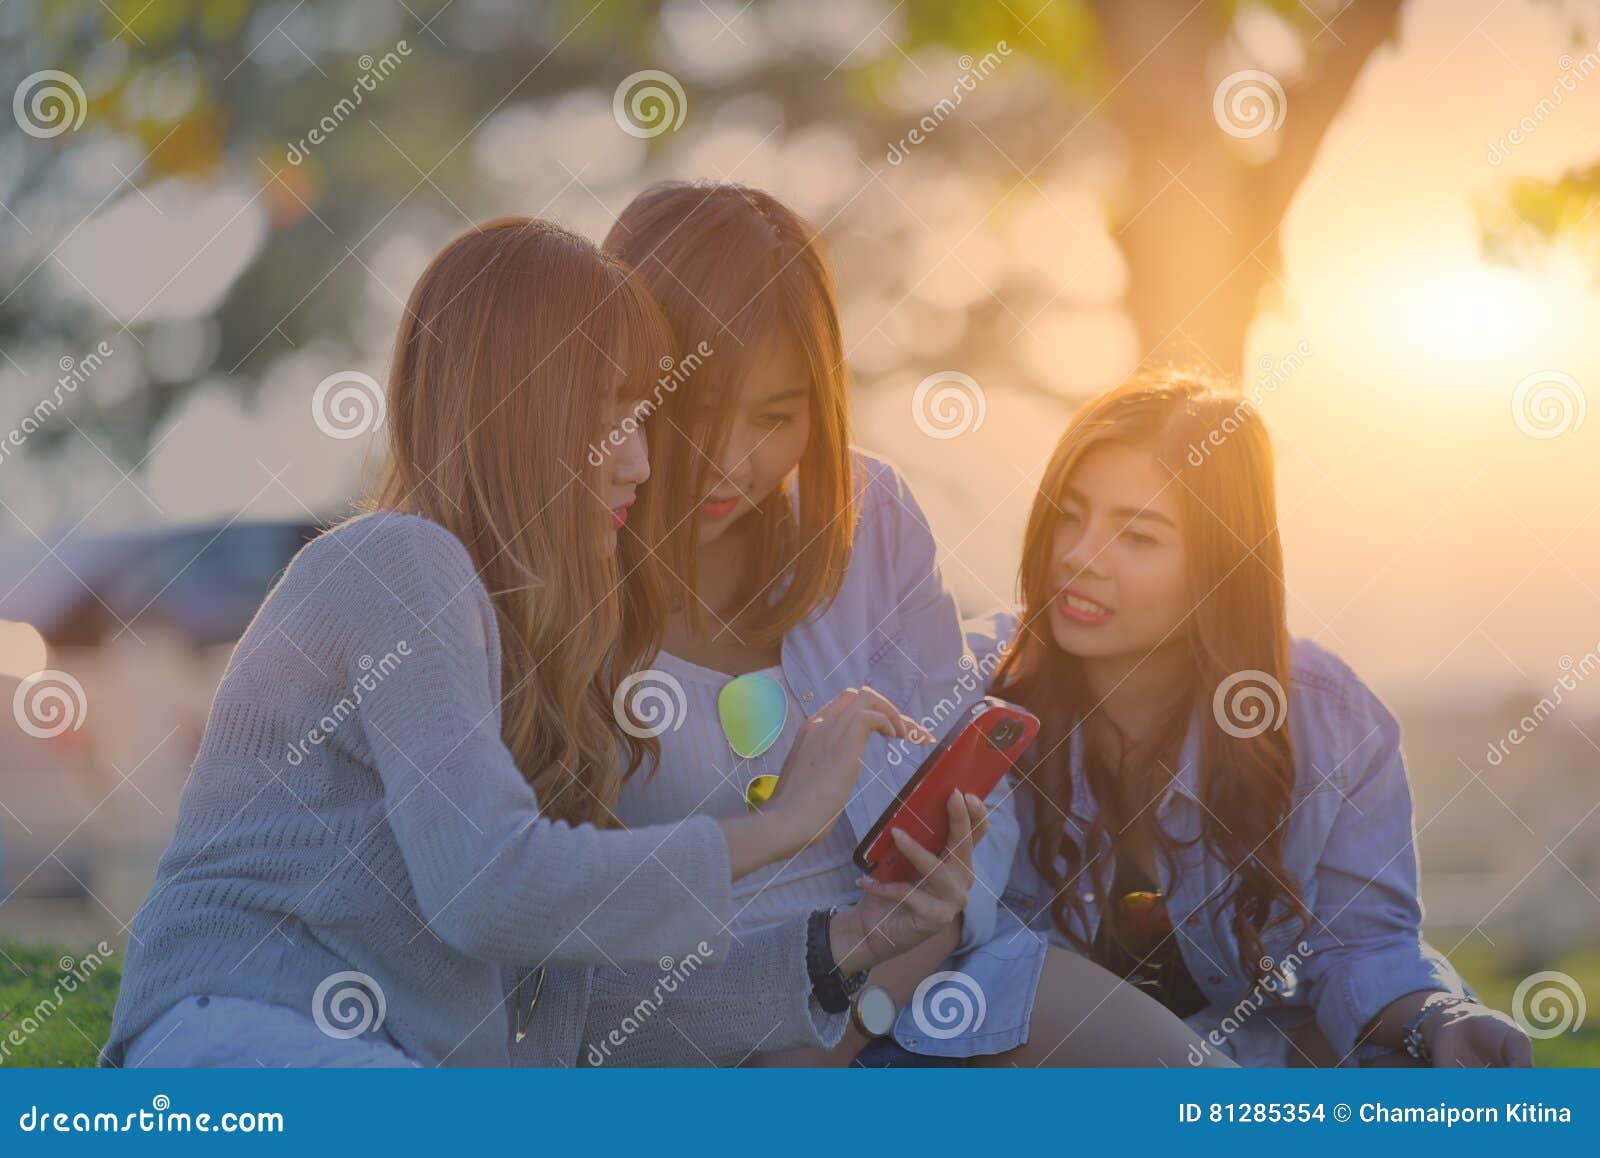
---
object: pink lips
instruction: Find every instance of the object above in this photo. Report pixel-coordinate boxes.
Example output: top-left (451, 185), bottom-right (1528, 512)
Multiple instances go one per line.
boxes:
top-left (700, 496), bottom-right (739, 520)
top-left (610, 504), bottom-right (632, 529)
top-left (1055, 586), bottom-right (1113, 625)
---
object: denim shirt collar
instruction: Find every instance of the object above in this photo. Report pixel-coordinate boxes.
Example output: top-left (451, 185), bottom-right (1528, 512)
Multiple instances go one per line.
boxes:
top-left (1067, 705), bottom-right (1206, 815)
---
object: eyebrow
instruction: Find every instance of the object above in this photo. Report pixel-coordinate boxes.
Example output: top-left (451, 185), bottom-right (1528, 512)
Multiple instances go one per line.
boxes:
top-left (1060, 486), bottom-right (1177, 529)
top-left (754, 387), bottom-right (808, 406)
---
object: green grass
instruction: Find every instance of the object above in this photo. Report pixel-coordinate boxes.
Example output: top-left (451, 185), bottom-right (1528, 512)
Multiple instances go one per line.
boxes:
top-left (1444, 943), bottom-right (1600, 1067)
top-left (0, 941), bottom-right (122, 1068)
top-left (0, 938), bottom-right (1594, 1067)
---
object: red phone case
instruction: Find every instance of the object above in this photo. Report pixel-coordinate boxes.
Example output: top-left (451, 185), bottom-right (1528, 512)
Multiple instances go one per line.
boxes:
top-left (853, 697), bottom-right (1039, 884)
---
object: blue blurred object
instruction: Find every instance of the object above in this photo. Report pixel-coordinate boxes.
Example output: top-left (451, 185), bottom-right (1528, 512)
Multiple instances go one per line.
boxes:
top-left (0, 520), bottom-right (326, 647)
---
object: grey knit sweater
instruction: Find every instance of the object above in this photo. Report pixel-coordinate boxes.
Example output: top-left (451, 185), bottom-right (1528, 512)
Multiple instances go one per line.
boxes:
top-left (100, 510), bottom-right (751, 1067)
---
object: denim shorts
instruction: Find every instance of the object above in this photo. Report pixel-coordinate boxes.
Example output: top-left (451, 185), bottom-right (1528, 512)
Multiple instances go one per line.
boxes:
top-left (852, 1037), bottom-right (971, 1067)
top-left (124, 995), bottom-right (420, 1068)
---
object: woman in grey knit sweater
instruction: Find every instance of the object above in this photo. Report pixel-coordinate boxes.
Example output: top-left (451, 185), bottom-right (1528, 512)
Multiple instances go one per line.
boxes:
top-left (101, 218), bottom-right (986, 1068)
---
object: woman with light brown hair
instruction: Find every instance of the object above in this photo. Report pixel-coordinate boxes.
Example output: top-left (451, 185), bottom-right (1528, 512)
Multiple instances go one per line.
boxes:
top-left (941, 371), bottom-right (1532, 1067)
top-left (102, 217), bottom-right (975, 1068)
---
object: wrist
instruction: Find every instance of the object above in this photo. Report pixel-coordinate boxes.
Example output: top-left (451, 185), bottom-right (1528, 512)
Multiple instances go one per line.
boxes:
top-left (807, 908), bottom-right (868, 1015)
top-left (829, 905), bottom-right (868, 974)
top-left (1403, 992), bottom-right (1476, 1061)
top-left (749, 807), bottom-right (795, 860)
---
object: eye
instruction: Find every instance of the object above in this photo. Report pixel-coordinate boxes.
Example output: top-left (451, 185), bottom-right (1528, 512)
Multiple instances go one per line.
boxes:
top-left (1121, 528), bottom-right (1158, 546)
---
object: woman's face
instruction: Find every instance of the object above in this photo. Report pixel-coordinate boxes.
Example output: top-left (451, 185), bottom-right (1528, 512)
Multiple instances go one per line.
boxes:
top-left (600, 395), bottom-right (650, 554)
top-left (694, 332), bottom-right (812, 547)
top-left (1046, 440), bottom-right (1190, 661)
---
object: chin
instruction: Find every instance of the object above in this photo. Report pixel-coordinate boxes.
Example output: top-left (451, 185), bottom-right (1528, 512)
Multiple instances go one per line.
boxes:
top-left (695, 507), bottom-right (749, 546)
top-left (1048, 611), bottom-right (1125, 658)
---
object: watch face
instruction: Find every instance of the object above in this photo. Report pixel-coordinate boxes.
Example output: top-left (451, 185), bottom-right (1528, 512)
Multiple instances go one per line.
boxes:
top-left (854, 986), bottom-right (897, 1038)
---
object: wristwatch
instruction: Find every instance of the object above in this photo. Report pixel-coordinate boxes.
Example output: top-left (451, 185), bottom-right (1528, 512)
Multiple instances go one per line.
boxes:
top-left (850, 985), bottom-right (897, 1039)
top-left (805, 907), bottom-right (869, 1015)
top-left (1401, 994), bottom-right (1477, 1062)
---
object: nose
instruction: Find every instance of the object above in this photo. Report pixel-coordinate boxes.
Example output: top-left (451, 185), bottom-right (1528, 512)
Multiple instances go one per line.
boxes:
top-left (611, 420), bottom-right (650, 489)
top-left (710, 424), bottom-right (755, 493)
top-left (1056, 519), bottom-right (1108, 582)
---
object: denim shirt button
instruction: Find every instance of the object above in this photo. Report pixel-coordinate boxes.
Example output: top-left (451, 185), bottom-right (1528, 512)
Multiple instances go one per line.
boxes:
top-left (1207, 974), bottom-right (1222, 985)
top-left (1185, 915), bottom-right (1199, 926)
top-left (803, 691), bottom-right (814, 702)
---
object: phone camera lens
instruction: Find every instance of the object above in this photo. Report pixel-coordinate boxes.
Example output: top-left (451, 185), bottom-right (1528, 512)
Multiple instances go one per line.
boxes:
top-left (986, 719), bottom-right (1022, 750)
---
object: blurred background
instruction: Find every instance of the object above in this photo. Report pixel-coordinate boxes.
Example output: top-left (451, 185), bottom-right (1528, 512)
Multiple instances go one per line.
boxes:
top-left (0, 0), bottom-right (1596, 1061)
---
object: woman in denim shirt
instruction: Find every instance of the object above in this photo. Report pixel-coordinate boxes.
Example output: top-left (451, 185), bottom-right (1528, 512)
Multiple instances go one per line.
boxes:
top-left (885, 372), bottom-right (1532, 1067)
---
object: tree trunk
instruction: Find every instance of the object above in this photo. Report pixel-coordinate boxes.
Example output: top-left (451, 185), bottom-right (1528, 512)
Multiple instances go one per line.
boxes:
top-left (1091, 0), bottom-right (1404, 375)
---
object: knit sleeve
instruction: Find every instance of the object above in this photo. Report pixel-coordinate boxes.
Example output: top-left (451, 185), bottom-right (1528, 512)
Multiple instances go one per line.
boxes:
top-left (338, 513), bottom-right (734, 968)
top-left (578, 913), bottom-right (848, 1065)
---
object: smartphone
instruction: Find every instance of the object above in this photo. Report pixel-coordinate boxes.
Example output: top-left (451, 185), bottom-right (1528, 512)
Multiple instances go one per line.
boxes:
top-left (852, 697), bottom-right (1039, 884)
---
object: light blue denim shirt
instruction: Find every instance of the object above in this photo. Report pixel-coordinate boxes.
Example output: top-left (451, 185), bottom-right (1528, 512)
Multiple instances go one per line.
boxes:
top-left (777, 451), bottom-right (1020, 952)
top-left (892, 613), bottom-right (1472, 1065)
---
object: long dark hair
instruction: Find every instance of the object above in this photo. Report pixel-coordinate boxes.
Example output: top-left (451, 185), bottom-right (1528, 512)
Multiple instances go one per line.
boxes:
top-left (996, 370), bottom-right (1308, 983)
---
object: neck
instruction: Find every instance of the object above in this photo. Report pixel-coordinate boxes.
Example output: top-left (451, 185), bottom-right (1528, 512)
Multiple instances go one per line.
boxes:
top-left (680, 516), bottom-right (756, 634)
top-left (1078, 640), bottom-right (1192, 741)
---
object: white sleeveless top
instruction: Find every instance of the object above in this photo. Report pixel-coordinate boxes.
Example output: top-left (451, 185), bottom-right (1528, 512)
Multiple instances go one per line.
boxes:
top-left (613, 650), bottom-right (862, 930)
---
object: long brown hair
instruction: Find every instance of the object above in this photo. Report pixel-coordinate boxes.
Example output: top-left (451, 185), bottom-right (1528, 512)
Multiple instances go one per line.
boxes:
top-left (996, 370), bottom-right (1307, 982)
top-left (603, 182), bottom-right (854, 645)
top-left (364, 216), bottom-right (673, 827)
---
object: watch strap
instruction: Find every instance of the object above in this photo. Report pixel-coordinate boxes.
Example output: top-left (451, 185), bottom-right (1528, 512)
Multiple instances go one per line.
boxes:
top-left (805, 907), bottom-right (868, 1015)
top-left (1401, 994), bottom-right (1476, 1061)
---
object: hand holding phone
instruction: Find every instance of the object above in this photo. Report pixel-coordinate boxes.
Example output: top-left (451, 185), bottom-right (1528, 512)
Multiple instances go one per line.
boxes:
top-left (829, 789), bottom-right (991, 975)
top-left (853, 697), bottom-right (1038, 884)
